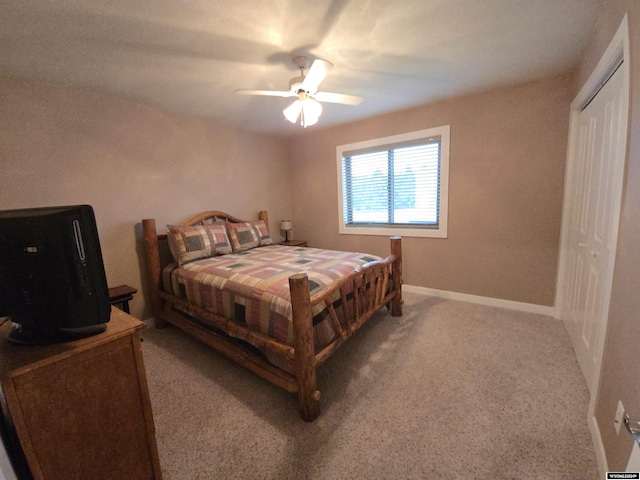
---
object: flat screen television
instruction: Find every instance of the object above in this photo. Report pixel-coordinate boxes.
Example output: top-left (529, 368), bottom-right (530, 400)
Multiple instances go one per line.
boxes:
top-left (0, 205), bottom-right (111, 345)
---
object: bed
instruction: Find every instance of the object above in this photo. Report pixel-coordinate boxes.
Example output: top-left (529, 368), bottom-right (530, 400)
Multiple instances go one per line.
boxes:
top-left (142, 210), bottom-right (402, 421)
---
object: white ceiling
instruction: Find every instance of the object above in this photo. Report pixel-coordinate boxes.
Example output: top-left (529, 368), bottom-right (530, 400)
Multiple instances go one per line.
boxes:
top-left (0, 0), bottom-right (602, 136)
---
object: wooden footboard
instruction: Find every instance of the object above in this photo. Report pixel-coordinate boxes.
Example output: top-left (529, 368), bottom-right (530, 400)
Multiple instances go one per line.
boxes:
top-left (141, 211), bottom-right (402, 421)
top-left (289, 245), bottom-right (401, 420)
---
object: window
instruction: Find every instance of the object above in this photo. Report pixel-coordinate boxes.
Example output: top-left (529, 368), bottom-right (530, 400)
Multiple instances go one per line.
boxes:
top-left (337, 126), bottom-right (450, 238)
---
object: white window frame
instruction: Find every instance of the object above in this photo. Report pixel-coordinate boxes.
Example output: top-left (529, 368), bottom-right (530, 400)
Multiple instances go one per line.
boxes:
top-left (336, 125), bottom-right (450, 238)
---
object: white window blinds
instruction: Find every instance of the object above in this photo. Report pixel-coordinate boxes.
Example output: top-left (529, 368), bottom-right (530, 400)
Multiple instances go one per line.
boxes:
top-left (341, 137), bottom-right (442, 228)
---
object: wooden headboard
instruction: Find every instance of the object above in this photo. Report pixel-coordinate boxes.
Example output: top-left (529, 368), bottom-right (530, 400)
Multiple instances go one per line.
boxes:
top-left (177, 210), bottom-right (269, 230)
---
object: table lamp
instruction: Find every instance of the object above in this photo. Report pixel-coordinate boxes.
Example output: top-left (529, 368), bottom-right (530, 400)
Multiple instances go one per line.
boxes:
top-left (280, 220), bottom-right (293, 242)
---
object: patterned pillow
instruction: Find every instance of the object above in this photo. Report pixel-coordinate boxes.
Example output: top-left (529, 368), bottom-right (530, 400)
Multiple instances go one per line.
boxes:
top-left (250, 220), bottom-right (273, 246)
top-left (210, 225), bottom-right (232, 255)
top-left (227, 222), bottom-right (260, 252)
top-left (167, 224), bottom-right (231, 266)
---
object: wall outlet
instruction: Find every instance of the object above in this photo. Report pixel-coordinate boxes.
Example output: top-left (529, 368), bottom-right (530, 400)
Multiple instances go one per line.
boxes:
top-left (614, 400), bottom-right (625, 435)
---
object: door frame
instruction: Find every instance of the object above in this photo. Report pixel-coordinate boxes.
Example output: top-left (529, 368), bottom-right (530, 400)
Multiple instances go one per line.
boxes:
top-left (554, 14), bottom-right (629, 476)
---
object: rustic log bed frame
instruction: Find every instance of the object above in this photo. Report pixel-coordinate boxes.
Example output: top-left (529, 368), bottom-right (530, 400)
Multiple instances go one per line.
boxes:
top-left (142, 210), bottom-right (403, 421)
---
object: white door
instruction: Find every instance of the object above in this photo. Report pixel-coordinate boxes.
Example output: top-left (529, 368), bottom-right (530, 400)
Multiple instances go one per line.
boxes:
top-left (561, 62), bottom-right (626, 392)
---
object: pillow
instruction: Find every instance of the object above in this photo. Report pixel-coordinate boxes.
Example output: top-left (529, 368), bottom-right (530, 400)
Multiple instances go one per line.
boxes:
top-left (209, 224), bottom-right (232, 255)
top-left (227, 222), bottom-right (260, 252)
top-left (167, 224), bottom-right (231, 266)
top-left (250, 220), bottom-right (273, 246)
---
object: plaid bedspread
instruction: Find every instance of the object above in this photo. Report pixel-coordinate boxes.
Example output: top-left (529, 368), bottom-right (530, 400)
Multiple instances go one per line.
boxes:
top-left (162, 245), bottom-right (381, 346)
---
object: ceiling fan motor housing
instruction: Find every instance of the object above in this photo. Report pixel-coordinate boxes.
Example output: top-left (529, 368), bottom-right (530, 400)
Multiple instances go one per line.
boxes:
top-left (292, 55), bottom-right (310, 69)
top-left (289, 76), bottom-right (307, 94)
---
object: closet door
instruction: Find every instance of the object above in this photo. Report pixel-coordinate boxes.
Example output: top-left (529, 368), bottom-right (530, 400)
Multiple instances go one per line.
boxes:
top-left (562, 63), bottom-right (626, 391)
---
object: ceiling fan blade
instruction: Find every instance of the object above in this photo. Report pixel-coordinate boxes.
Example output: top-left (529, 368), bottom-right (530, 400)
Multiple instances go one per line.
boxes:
top-left (301, 59), bottom-right (333, 93)
top-left (314, 91), bottom-right (363, 106)
top-left (236, 89), bottom-right (295, 98)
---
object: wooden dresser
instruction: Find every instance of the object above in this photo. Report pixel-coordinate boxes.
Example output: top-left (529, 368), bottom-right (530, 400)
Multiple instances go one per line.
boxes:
top-left (0, 308), bottom-right (162, 480)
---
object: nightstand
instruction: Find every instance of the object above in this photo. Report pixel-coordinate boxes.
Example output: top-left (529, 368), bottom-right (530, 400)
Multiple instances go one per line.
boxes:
top-left (279, 240), bottom-right (308, 247)
top-left (108, 284), bottom-right (138, 314)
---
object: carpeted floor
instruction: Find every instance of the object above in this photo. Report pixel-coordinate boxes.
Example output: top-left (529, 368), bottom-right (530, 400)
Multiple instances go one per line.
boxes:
top-left (140, 292), bottom-right (599, 479)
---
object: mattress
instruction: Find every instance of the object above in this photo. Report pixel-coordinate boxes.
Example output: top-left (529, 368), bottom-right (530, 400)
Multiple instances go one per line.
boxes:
top-left (161, 244), bottom-right (381, 347)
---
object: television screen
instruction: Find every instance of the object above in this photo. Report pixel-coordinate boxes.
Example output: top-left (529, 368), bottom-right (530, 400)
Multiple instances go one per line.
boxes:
top-left (0, 205), bottom-right (111, 345)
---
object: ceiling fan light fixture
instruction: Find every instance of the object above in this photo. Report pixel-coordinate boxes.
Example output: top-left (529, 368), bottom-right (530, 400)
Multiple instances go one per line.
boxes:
top-left (300, 110), bottom-right (319, 127)
top-left (283, 100), bottom-right (302, 124)
top-left (302, 98), bottom-right (322, 125)
top-left (283, 96), bottom-right (323, 128)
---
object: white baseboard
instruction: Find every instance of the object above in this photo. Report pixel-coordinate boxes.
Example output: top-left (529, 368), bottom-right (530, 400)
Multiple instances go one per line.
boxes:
top-left (589, 411), bottom-right (608, 476)
top-left (402, 284), bottom-right (556, 316)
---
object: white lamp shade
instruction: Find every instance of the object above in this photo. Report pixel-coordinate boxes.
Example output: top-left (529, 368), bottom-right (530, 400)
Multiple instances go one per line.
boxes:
top-left (283, 101), bottom-right (302, 124)
top-left (303, 98), bottom-right (322, 120)
top-left (301, 111), bottom-right (319, 127)
top-left (283, 98), bottom-right (323, 127)
top-left (280, 220), bottom-right (293, 231)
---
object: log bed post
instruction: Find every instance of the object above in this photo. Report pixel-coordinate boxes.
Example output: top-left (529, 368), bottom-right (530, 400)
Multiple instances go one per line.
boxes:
top-left (258, 210), bottom-right (269, 231)
top-left (142, 218), bottom-right (167, 328)
top-left (391, 236), bottom-right (403, 317)
top-left (289, 273), bottom-right (321, 422)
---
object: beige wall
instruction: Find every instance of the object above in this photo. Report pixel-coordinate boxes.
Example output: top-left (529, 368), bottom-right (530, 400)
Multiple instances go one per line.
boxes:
top-left (578, 0), bottom-right (640, 471)
top-left (0, 76), bottom-right (292, 319)
top-left (288, 72), bottom-right (575, 307)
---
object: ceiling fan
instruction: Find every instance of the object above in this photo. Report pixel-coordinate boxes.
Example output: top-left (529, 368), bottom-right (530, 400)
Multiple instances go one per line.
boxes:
top-left (236, 56), bottom-right (363, 128)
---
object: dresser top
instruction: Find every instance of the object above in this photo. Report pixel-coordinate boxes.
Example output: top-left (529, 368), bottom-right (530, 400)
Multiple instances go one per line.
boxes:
top-left (0, 308), bottom-right (145, 379)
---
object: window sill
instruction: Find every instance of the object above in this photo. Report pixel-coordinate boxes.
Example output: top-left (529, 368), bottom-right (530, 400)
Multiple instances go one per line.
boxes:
top-left (338, 225), bottom-right (447, 238)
